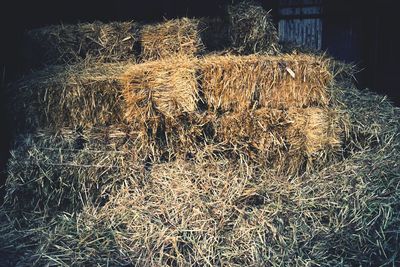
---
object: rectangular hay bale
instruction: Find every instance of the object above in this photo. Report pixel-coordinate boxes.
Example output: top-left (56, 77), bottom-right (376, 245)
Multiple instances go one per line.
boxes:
top-left (122, 57), bottom-right (199, 124)
top-left (209, 107), bottom-right (344, 173)
top-left (23, 21), bottom-right (141, 67)
top-left (228, 0), bottom-right (279, 54)
top-left (199, 54), bottom-right (333, 112)
top-left (140, 18), bottom-right (204, 61)
top-left (8, 61), bottom-right (133, 132)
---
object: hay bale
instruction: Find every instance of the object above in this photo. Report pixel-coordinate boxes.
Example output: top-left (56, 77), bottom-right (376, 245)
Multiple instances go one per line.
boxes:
top-left (284, 107), bottom-right (346, 173)
top-left (212, 108), bottom-right (288, 158)
top-left (3, 126), bottom-right (145, 215)
top-left (23, 21), bottom-right (141, 67)
top-left (210, 107), bottom-right (345, 173)
top-left (140, 18), bottom-right (204, 61)
top-left (122, 57), bottom-right (199, 126)
top-left (227, 0), bottom-right (279, 54)
top-left (8, 61), bottom-right (132, 132)
top-left (135, 113), bottom-right (205, 161)
top-left (200, 54), bottom-right (333, 112)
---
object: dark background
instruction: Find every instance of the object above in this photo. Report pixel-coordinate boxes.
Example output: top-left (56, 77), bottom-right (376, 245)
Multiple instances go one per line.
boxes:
top-left (0, 0), bottom-right (399, 200)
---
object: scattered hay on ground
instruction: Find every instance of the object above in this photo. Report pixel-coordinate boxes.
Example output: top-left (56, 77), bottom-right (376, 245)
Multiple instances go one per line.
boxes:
top-left (23, 21), bottom-right (141, 67)
top-left (200, 54), bottom-right (333, 112)
top-left (2, 126), bottom-right (145, 215)
top-left (227, 0), bottom-right (279, 54)
top-left (330, 85), bottom-right (400, 150)
top-left (5, 133), bottom-right (399, 266)
top-left (140, 18), bottom-right (204, 61)
top-left (7, 61), bottom-right (133, 132)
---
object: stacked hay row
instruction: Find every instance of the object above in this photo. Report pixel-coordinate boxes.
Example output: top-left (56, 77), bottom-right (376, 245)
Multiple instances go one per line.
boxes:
top-left (9, 53), bottom-right (344, 172)
top-left (22, 2), bottom-right (278, 69)
top-left (4, 105), bottom-right (344, 216)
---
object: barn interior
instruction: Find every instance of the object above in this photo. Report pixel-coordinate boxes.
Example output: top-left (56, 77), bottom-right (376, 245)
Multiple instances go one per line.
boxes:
top-left (0, 0), bottom-right (399, 265)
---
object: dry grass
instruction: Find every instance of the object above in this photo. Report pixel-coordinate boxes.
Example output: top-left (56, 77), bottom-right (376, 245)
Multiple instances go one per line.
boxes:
top-left (227, 1), bottom-right (279, 54)
top-left (7, 60), bottom-right (133, 132)
top-left (199, 54), bottom-right (333, 112)
top-left (3, 133), bottom-right (399, 266)
top-left (2, 126), bottom-right (146, 215)
top-left (1, 87), bottom-right (399, 266)
top-left (209, 107), bottom-right (346, 174)
top-left (122, 57), bottom-right (199, 124)
top-left (2, 14), bottom-right (400, 266)
top-left (23, 21), bottom-right (141, 67)
top-left (140, 18), bottom-right (204, 61)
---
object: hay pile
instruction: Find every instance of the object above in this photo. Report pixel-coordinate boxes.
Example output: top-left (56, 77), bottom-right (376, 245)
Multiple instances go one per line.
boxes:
top-left (8, 61), bottom-right (132, 132)
top-left (23, 21), bottom-right (141, 67)
top-left (228, 1), bottom-right (279, 54)
top-left (140, 18), bottom-right (204, 61)
top-left (2, 1), bottom-right (400, 266)
top-left (2, 98), bottom-right (399, 265)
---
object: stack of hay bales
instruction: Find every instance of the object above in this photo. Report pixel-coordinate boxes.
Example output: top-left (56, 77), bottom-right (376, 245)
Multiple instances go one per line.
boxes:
top-left (2, 1), bottom-right (399, 266)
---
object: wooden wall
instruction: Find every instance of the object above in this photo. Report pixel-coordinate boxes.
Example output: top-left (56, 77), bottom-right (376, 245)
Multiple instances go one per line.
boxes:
top-left (278, 0), bottom-right (323, 50)
top-left (277, 0), bottom-right (399, 106)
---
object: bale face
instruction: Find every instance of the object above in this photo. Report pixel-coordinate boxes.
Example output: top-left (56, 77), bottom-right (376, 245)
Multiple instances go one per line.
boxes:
top-left (212, 108), bottom-right (288, 159)
top-left (200, 54), bottom-right (333, 112)
top-left (23, 21), bottom-right (141, 67)
top-left (284, 107), bottom-right (345, 173)
top-left (228, 0), bottom-right (279, 54)
top-left (9, 62), bottom-right (131, 132)
top-left (140, 18), bottom-right (204, 61)
top-left (210, 107), bottom-right (344, 173)
top-left (122, 57), bottom-right (199, 124)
